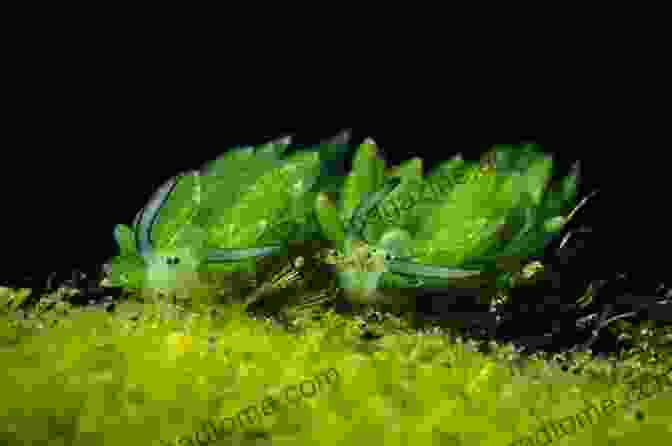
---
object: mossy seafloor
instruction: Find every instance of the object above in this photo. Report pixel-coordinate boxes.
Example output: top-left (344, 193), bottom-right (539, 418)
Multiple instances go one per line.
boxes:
top-left (1, 286), bottom-right (671, 445)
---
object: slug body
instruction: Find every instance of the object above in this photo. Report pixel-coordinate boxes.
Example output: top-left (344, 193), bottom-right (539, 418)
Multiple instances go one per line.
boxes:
top-left (315, 140), bottom-right (594, 304)
top-left (104, 133), bottom-right (351, 302)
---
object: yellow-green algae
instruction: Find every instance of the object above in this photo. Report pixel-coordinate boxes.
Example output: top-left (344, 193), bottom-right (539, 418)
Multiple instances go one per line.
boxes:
top-left (1, 286), bottom-right (671, 446)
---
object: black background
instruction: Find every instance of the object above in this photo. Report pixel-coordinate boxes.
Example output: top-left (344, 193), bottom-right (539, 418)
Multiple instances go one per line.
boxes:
top-left (2, 67), bottom-right (668, 289)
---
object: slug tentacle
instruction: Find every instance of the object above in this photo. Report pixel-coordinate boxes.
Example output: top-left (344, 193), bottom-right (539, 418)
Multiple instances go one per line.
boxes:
top-left (135, 175), bottom-right (180, 259)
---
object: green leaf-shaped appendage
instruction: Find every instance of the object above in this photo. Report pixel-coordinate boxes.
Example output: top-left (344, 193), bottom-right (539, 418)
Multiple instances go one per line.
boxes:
top-left (412, 145), bottom-right (550, 265)
top-left (150, 171), bottom-right (204, 252)
top-left (315, 192), bottom-right (346, 247)
top-left (201, 136), bottom-right (349, 253)
top-left (196, 138), bottom-right (291, 222)
top-left (340, 138), bottom-right (386, 227)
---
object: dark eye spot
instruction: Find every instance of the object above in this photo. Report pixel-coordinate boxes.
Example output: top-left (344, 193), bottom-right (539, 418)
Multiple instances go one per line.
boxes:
top-left (166, 256), bottom-right (180, 265)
